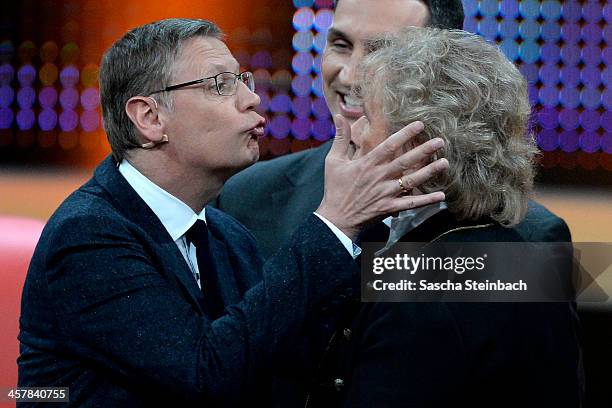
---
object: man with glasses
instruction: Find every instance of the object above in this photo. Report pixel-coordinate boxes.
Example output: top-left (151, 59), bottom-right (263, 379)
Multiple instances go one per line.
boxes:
top-left (18, 18), bottom-right (447, 406)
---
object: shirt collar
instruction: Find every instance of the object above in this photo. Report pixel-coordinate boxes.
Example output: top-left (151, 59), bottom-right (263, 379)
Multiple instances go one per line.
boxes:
top-left (118, 160), bottom-right (206, 241)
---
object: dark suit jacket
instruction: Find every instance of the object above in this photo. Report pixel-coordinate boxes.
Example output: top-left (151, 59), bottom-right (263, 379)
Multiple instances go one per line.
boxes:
top-left (306, 210), bottom-right (583, 408)
top-left (18, 156), bottom-right (358, 407)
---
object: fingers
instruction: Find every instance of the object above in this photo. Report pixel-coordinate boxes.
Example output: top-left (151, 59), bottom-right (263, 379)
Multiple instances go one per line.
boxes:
top-left (328, 114), bottom-right (351, 159)
top-left (398, 158), bottom-right (449, 193)
top-left (388, 191), bottom-right (446, 213)
top-left (368, 121), bottom-right (425, 165)
top-left (389, 137), bottom-right (445, 174)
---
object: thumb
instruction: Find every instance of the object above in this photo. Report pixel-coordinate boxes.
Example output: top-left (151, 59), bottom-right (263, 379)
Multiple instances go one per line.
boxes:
top-left (328, 114), bottom-right (351, 159)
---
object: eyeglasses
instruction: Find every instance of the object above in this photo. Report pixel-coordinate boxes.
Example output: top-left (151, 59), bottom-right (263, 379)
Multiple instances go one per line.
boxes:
top-left (149, 71), bottom-right (255, 96)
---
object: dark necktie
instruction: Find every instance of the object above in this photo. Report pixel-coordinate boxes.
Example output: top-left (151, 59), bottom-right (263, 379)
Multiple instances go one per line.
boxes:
top-left (185, 219), bottom-right (224, 319)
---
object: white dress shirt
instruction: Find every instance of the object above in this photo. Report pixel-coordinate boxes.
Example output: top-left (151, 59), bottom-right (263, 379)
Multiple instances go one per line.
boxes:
top-left (118, 161), bottom-right (360, 289)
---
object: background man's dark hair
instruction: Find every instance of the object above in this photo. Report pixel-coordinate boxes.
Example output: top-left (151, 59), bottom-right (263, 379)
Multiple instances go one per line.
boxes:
top-left (333, 0), bottom-right (465, 30)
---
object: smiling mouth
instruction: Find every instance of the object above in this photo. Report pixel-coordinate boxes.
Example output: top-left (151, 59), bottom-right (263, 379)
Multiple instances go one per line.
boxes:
top-left (338, 92), bottom-right (364, 118)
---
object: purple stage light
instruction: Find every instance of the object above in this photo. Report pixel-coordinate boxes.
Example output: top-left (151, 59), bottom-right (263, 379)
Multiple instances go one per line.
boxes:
top-left (314, 9), bottom-right (333, 32)
top-left (60, 65), bottom-right (79, 88)
top-left (270, 94), bottom-right (292, 113)
top-left (60, 109), bottom-right (79, 131)
top-left (312, 118), bottom-right (334, 141)
top-left (560, 44), bottom-right (580, 65)
top-left (39, 86), bottom-right (58, 108)
top-left (540, 43), bottom-right (560, 64)
top-left (519, 19), bottom-right (540, 40)
top-left (0, 64), bottom-right (14, 85)
top-left (257, 91), bottom-right (270, 112)
top-left (527, 84), bottom-right (538, 106)
top-left (561, 22), bottom-right (580, 43)
top-left (314, 0), bottom-right (333, 8)
top-left (292, 75), bottom-right (313, 97)
top-left (583, 2), bottom-right (602, 24)
top-left (38, 108), bottom-right (58, 131)
top-left (0, 85), bottom-right (14, 108)
top-left (582, 23), bottom-right (602, 44)
top-left (291, 117), bottom-right (311, 140)
top-left (580, 110), bottom-right (600, 132)
top-left (605, 4), bottom-right (612, 23)
top-left (293, 31), bottom-right (314, 52)
top-left (16, 108), bottom-right (35, 130)
top-left (292, 52), bottom-right (314, 75)
top-left (561, 2), bottom-right (582, 23)
top-left (17, 86), bottom-right (36, 109)
top-left (269, 114), bottom-right (291, 139)
top-left (313, 32), bottom-right (326, 53)
top-left (541, 21), bottom-right (561, 42)
top-left (313, 54), bottom-right (323, 73)
top-left (463, 18), bottom-right (477, 34)
top-left (538, 107), bottom-right (558, 130)
top-left (499, 0), bottom-right (519, 19)
top-left (539, 64), bottom-right (560, 85)
top-left (580, 88), bottom-right (601, 110)
top-left (519, 63), bottom-right (539, 83)
top-left (293, 8), bottom-right (315, 31)
top-left (499, 20), bottom-right (519, 39)
top-left (478, 1), bottom-right (499, 17)
top-left (560, 65), bottom-right (581, 87)
top-left (559, 130), bottom-right (579, 153)
top-left (292, 96), bottom-right (312, 118)
top-left (500, 40), bottom-right (519, 60)
top-left (580, 131), bottom-right (600, 153)
top-left (602, 133), bottom-right (612, 154)
top-left (60, 88), bottom-right (79, 110)
top-left (0, 107), bottom-right (13, 129)
top-left (581, 66), bottom-right (601, 89)
top-left (312, 75), bottom-right (324, 97)
top-left (312, 97), bottom-right (330, 119)
top-left (251, 51), bottom-right (273, 69)
top-left (80, 110), bottom-right (99, 132)
top-left (559, 87), bottom-right (580, 109)
top-left (80, 88), bottom-right (100, 110)
top-left (581, 45), bottom-right (602, 66)
top-left (603, 89), bottom-right (612, 110)
top-left (477, 16), bottom-right (498, 39)
top-left (519, 0), bottom-right (540, 19)
top-left (519, 40), bottom-right (539, 64)
top-left (559, 109), bottom-right (580, 130)
top-left (463, 0), bottom-right (478, 17)
top-left (537, 129), bottom-right (559, 152)
top-left (602, 112), bottom-right (612, 132)
top-left (253, 69), bottom-right (272, 91)
top-left (541, 0), bottom-right (562, 19)
top-left (17, 64), bottom-right (36, 87)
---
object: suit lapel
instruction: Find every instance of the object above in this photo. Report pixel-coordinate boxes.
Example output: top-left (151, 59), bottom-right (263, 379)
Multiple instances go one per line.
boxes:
top-left (93, 156), bottom-right (205, 314)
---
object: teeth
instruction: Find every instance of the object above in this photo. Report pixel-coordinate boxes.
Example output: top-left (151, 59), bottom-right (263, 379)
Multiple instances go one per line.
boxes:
top-left (343, 94), bottom-right (363, 108)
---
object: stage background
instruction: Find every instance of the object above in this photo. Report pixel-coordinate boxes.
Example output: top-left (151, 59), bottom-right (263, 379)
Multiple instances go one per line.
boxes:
top-left (0, 0), bottom-right (610, 240)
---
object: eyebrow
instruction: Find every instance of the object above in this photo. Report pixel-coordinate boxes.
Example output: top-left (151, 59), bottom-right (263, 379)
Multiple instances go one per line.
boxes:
top-left (326, 28), bottom-right (352, 44)
top-left (203, 62), bottom-right (240, 77)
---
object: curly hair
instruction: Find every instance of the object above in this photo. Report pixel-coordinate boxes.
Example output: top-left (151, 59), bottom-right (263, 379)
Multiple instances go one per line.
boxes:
top-left (357, 28), bottom-right (538, 226)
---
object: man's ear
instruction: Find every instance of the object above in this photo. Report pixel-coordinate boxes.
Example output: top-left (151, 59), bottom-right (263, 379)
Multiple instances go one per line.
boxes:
top-left (125, 96), bottom-right (165, 144)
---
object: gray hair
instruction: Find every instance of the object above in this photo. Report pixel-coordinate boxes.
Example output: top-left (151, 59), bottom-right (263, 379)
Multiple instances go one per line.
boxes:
top-left (99, 18), bottom-right (223, 162)
top-left (333, 0), bottom-right (464, 30)
top-left (357, 28), bottom-right (537, 226)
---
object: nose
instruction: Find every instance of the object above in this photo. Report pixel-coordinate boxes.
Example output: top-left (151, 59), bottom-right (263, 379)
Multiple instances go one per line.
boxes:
top-left (237, 81), bottom-right (260, 112)
top-left (337, 50), bottom-right (362, 88)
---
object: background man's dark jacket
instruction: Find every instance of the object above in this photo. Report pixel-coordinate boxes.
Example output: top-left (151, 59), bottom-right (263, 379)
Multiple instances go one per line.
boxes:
top-left (18, 156), bottom-right (358, 407)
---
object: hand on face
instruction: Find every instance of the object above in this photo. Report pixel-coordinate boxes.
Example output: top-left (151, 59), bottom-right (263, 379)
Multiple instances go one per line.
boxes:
top-left (316, 115), bottom-right (449, 241)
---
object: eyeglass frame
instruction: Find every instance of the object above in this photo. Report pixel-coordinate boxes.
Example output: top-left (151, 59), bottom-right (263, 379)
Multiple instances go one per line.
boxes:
top-left (148, 71), bottom-right (255, 96)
